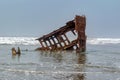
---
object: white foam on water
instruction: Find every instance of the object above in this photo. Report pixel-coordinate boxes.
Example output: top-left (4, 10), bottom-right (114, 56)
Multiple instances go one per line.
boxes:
top-left (0, 37), bottom-right (39, 45)
top-left (0, 37), bottom-right (120, 45)
top-left (87, 38), bottom-right (120, 45)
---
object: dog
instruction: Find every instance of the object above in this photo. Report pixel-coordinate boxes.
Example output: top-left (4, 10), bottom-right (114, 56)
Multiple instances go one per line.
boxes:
top-left (12, 47), bottom-right (21, 55)
top-left (12, 47), bottom-right (17, 55)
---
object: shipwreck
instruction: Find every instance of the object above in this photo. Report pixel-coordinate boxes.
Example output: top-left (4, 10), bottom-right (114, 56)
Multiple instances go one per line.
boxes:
top-left (36, 15), bottom-right (86, 52)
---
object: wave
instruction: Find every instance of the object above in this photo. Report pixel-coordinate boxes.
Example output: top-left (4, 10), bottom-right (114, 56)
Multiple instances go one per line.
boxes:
top-left (0, 37), bottom-right (39, 45)
top-left (87, 38), bottom-right (120, 45)
top-left (0, 37), bottom-right (120, 45)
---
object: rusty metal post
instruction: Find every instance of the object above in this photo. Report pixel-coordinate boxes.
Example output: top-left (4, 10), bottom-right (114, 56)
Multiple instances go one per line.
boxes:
top-left (44, 40), bottom-right (50, 50)
top-left (56, 36), bottom-right (63, 48)
top-left (75, 15), bottom-right (86, 52)
top-left (58, 35), bottom-right (67, 46)
top-left (63, 33), bottom-right (70, 44)
top-left (39, 40), bottom-right (45, 48)
top-left (51, 36), bottom-right (56, 44)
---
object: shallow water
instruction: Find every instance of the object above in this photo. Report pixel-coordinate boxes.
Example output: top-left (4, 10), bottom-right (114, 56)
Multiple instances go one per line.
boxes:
top-left (0, 44), bottom-right (120, 80)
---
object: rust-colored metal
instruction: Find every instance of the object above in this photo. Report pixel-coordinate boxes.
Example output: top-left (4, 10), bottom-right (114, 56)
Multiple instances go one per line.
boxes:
top-left (36, 15), bottom-right (86, 52)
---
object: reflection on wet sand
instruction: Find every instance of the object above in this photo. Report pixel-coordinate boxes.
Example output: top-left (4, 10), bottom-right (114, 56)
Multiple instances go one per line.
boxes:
top-left (12, 53), bottom-right (21, 62)
top-left (73, 53), bottom-right (86, 80)
top-left (11, 50), bottom-right (86, 80)
top-left (77, 53), bottom-right (86, 64)
top-left (39, 51), bottom-right (64, 63)
top-left (39, 51), bottom-right (86, 80)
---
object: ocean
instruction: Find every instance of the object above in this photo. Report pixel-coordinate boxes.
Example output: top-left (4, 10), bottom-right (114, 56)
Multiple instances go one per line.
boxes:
top-left (0, 37), bottom-right (120, 80)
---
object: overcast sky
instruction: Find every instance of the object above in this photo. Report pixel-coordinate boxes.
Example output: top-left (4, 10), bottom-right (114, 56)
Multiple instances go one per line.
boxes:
top-left (0, 0), bottom-right (120, 37)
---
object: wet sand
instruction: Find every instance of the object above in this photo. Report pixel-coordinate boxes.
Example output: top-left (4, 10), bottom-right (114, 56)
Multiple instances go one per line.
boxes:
top-left (0, 44), bottom-right (120, 80)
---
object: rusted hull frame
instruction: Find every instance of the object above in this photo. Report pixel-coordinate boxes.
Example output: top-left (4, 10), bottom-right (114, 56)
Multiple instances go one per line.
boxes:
top-left (36, 15), bottom-right (86, 52)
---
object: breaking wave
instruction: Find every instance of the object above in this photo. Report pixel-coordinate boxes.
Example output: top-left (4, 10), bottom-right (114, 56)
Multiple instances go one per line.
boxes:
top-left (0, 37), bottom-right (39, 45)
top-left (87, 38), bottom-right (120, 45)
top-left (0, 37), bottom-right (120, 45)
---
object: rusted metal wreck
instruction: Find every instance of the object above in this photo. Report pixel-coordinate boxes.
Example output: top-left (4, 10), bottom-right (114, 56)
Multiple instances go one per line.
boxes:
top-left (36, 15), bottom-right (86, 52)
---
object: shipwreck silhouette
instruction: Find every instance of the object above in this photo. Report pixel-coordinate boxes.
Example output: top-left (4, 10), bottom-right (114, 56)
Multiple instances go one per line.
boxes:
top-left (36, 15), bottom-right (86, 52)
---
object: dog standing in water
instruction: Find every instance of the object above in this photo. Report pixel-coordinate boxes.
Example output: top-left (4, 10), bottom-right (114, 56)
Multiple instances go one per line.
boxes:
top-left (12, 47), bottom-right (21, 55)
top-left (12, 47), bottom-right (17, 55)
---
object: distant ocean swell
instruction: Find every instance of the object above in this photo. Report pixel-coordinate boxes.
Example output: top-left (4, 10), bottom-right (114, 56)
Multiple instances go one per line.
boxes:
top-left (0, 37), bottom-right (120, 45)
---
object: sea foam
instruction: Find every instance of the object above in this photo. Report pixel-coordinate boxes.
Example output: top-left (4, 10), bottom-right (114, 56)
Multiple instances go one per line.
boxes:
top-left (87, 38), bottom-right (120, 45)
top-left (0, 37), bottom-right (39, 45)
top-left (0, 37), bottom-right (120, 45)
